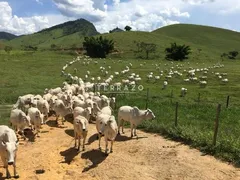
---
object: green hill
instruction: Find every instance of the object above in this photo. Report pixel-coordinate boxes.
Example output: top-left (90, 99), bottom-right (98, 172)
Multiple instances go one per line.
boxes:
top-left (6, 22), bottom-right (240, 60)
top-left (152, 24), bottom-right (240, 56)
top-left (7, 18), bottom-right (99, 49)
top-left (99, 24), bottom-right (240, 59)
top-left (0, 32), bottom-right (17, 40)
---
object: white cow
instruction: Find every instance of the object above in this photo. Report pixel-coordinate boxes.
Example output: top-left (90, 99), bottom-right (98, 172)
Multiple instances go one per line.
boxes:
top-left (99, 115), bottom-right (118, 154)
top-left (73, 107), bottom-right (91, 121)
top-left (73, 115), bottom-right (89, 151)
top-left (48, 87), bottom-right (62, 95)
top-left (0, 125), bottom-right (19, 179)
top-left (53, 99), bottom-right (72, 125)
top-left (12, 94), bottom-right (34, 113)
top-left (36, 99), bottom-right (50, 123)
top-left (118, 106), bottom-right (155, 138)
top-left (95, 113), bottom-right (111, 150)
top-left (10, 109), bottom-right (31, 140)
top-left (28, 107), bottom-right (44, 137)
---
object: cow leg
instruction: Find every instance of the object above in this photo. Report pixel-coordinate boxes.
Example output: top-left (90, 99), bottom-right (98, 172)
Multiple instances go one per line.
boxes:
top-left (62, 117), bottom-right (65, 125)
top-left (130, 124), bottom-right (134, 138)
top-left (98, 134), bottom-right (102, 150)
top-left (0, 156), bottom-right (9, 178)
top-left (110, 140), bottom-right (114, 153)
top-left (56, 115), bottom-right (59, 124)
top-left (21, 130), bottom-right (26, 140)
top-left (82, 136), bottom-right (86, 151)
top-left (5, 163), bottom-right (11, 179)
top-left (74, 132), bottom-right (77, 148)
top-left (77, 136), bottom-right (80, 151)
top-left (36, 125), bottom-right (40, 137)
top-left (121, 120), bottom-right (125, 134)
top-left (13, 159), bottom-right (19, 178)
top-left (117, 119), bottom-right (121, 135)
top-left (134, 125), bottom-right (137, 136)
top-left (105, 138), bottom-right (108, 154)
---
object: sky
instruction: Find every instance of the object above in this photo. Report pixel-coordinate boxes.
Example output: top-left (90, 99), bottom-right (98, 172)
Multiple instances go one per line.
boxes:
top-left (0, 0), bottom-right (239, 35)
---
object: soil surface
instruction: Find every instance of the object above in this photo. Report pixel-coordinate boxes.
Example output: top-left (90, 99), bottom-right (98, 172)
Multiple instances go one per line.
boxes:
top-left (1, 117), bottom-right (240, 180)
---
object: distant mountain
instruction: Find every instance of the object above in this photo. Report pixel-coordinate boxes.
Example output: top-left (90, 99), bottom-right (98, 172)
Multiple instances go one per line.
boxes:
top-left (39, 18), bottom-right (99, 36)
top-left (7, 18), bottom-right (100, 49)
top-left (0, 32), bottom-right (17, 40)
top-left (110, 27), bottom-right (124, 33)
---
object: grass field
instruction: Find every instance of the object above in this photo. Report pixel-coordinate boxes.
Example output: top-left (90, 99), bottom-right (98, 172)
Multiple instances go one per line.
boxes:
top-left (1, 50), bottom-right (240, 165)
top-left (1, 24), bottom-right (240, 165)
top-left (64, 56), bottom-right (240, 165)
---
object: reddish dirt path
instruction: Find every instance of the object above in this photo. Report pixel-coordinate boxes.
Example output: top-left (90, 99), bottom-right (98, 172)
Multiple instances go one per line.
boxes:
top-left (1, 119), bottom-right (240, 180)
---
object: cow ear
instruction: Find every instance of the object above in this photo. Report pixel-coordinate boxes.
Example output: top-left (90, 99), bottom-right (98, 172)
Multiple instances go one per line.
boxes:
top-left (16, 139), bottom-right (19, 146)
top-left (1, 141), bottom-right (6, 147)
top-left (18, 112), bottom-right (23, 119)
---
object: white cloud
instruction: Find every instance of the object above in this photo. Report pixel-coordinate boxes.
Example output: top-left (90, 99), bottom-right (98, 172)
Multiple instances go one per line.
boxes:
top-left (113, 0), bottom-right (120, 6)
top-left (51, 0), bottom-right (189, 32)
top-left (0, 2), bottom-right (71, 35)
top-left (182, 0), bottom-right (215, 5)
top-left (35, 0), bottom-right (43, 5)
top-left (93, 1), bottom-right (188, 33)
top-left (1, 0), bottom-right (238, 35)
top-left (160, 7), bottom-right (190, 17)
top-left (134, 5), bottom-right (148, 17)
top-left (52, 0), bottom-right (107, 22)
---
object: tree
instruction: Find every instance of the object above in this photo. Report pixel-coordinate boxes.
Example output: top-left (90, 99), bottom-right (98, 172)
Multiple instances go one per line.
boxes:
top-left (165, 42), bottom-right (191, 61)
top-left (4, 46), bottom-right (12, 54)
top-left (124, 25), bottom-right (132, 31)
top-left (134, 41), bottom-right (157, 59)
top-left (83, 36), bottom-right (114, 58)
top-left (220, 52), bottom-right (228, 61)
top-left (23, 45), bottom-right (38, 51)
top-left (221, 51), bottom-right (238, 60)
top-left (51, 44), bottom-right (57, 49)
top-left (228, 51), bottom-right (238, 59)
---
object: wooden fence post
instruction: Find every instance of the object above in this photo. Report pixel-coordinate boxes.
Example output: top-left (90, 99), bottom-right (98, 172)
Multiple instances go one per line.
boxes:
top-left (114, 95), bottom-right (117, 111)
top-left (213, 104), bottom-right (221, 146)
top-left (93, 83), bottom-right (96, 93)
top-left (226, 95), bottom-right (230, 108)
top-left (175, 102), bottom-right (179, 127)
top-left (170, 90), bottom-right (173, 104)
top-left (145, 88), bottom-right (149, 109)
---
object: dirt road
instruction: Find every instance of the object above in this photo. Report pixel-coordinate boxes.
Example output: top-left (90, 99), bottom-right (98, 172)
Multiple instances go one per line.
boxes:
top-left (0, 119), bottom-right (240, 180)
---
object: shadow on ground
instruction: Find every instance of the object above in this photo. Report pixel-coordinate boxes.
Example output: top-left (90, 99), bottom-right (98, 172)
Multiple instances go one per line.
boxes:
top-left (60, 147), bottom-right (79, 164)
top-left (0, 172), bottom-right (6, 180)
top-left (23, 129), bottom-right (36, 142)
top-left (87, 133), bottom-right (98, 145)
top-left (81, 149), bottom-right (107, 172)
top-left (65, 129), bottom-right (74, 137)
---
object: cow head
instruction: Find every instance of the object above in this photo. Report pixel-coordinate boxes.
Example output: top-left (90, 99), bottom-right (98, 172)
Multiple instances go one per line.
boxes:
top-left (1, 139), bottom-right (19, 165)
top-left (145, 109), bottom-right (156, 120)
top-left (76, 118), bottom-right (88, 132)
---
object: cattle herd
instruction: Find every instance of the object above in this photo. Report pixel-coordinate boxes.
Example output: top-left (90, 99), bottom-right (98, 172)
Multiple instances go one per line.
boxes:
top-left (0, 56), bottom-right (156, 178)
top-left (0, 54), bottom-right (231, 178)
